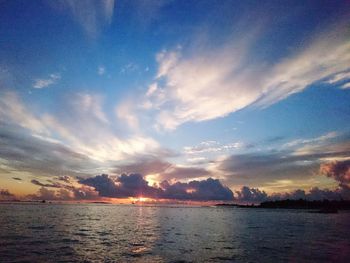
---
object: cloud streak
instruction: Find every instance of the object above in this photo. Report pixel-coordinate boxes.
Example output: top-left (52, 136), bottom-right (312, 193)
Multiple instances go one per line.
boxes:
top-left (214, 132), bottom-right (350, 188)
top-left (53, 0), bottom-right (115, 37)
top-left (142, 22), bottom-right (350, 130)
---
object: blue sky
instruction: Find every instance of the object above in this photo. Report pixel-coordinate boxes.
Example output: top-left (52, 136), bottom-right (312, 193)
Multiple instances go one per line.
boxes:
top-left (0, 0), bottom-right (350, 202)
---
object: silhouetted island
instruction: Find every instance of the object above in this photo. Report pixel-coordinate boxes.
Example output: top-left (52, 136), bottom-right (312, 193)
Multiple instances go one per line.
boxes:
top-left (216, 199), bottom-right (350, 213)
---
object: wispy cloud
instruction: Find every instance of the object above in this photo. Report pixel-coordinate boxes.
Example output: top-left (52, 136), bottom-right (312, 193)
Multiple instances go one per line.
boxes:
top-left (142, 23), bottom-right (350, 130)
top-left (184, 140), bottom-right (244, 155)
top-left (33, 73), bottom-right (60, 89)
top-left (213, 132), bottom-right (350, 189)
top-left (0, 91), bottom-right (167, 178)
top-left (98, 65), bottom-right (105, 75)
top-left (341, 82), bottom-right (350, 89)
top-left (120, 63), bottom-right (138, 74)
top-left (53, 0), bottom-right (115, 37)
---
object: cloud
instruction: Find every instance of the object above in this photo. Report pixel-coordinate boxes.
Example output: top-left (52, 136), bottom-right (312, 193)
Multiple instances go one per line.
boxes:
top-left (116, 100), bottom-right (140, 131)
top-left (79, 173), bottom-right (161, 198)
top-left (53, 0), bottom-right (115, 37)
top-left (0, 91), bottom-right (166, 177)
top-left (0, 189), bottom-right (15, 199)
top-left (341, 82), bottom-right (350, 89)
top-left (320, 160), bottom-right (350, 185)
top-left (114, 158), bottom-right (172, 176)
top-left (232, 158), bottom-right (350, 203)
top-left (184, 140), bottom-right (244, 155)
top-left (0, 123), bottom-right (97, 177)
top-left (98, 66), bottom-right (105, 75)
top-left (120, 63), bottom-right (138, 74)
top-left (0, 91), bottom-right (49, 134)
top-left (160, 178), bottom-right (234, 201)
top-left (142, 22), bottom-right (350, 130)
top-left (114, 157), bottom-right (211, 181)
top-left (27, 177), bottom-right (99, 201)
top-left (233, 185), bottom-right (347, 203)
top-left (12, 177), bottom-right (22, 181)
top-left (125, 0), bottom-right (169, 29)
top-left (326, 70), bottom-right (350, 84)
top-left (56, 175), bottom-right (72, 183)
top-left (215, 132), bottom-right (350, 187)
top-left (79, 174), bottom-right (233, 201)
top-left (31, 179), bottom-right (62, 188)
top-left (160, 166), bottom-right (211, 181)
top-left (33, 73), bottom-right (61, 89)
top-left (234, 186), bottom-right (268, 203)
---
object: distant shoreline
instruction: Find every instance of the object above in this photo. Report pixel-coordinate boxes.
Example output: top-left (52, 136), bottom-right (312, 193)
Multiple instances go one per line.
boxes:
top-left (216, 199), bottom-right (350, 213)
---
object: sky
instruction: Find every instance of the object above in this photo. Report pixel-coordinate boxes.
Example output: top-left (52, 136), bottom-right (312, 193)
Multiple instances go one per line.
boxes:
top-left (0, 0), bottom-right (350, 203)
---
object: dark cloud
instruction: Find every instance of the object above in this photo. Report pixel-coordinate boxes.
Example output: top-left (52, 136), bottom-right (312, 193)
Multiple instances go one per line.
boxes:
top-left (0, 124), bottom-right (97, 177)
top-left (160, 178), bottom-right (234, 201)
top-left (79, 173), bottom-right (162, 198)
top-left (80, 174), bottom-right (233, 201)
top-left (319, 160), bottom-right (350, 200)
top-left (234, 186), bottom-right (268, 203)
top-left (0, 189), bottom-right (16, 200)
top-left (0, 189), bottom-right (15, 197)
top-left (270, 187), bottom-right (344, 201)
top-left (31, 179), bottom-right (62, 188)
top-left (320, 160), bottom-right (350, 184)
top-left (234, 186), bottom-right (348, 204)
top-left (79, 174), bottom-right (119, 197)
top-left (12, 177), bottom-right (22, 181)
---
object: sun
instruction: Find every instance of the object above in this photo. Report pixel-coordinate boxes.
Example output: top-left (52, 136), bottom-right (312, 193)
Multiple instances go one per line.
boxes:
top-left (138, 197), bottom-right (148, 202)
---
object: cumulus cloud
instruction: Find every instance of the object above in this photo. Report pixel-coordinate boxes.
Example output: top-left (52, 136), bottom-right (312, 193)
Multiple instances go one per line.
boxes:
top-left (79, 174), bottom-right (233, 201)
top-left (234, 186), bottom-right (346, 203)
top-left (160, 178), bottom-right (234, 201)
top-left (320, 160), bottom-right (350, 185)
top-left (320, 160), bottom-right (350, 199)
top-left (33, 73), bottom-right (61, 89)
top-left (142, 21), bottom-right (350, 130)
top-left (79, 173), bottom-right (161, 198)
top-left (234, 186), bottom-right (268, 203)
top-left (0, 189), bottom-right (15, 199)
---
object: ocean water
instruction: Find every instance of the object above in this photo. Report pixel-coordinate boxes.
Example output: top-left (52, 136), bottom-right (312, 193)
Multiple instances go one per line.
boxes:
top-left (0, 204), bottom-right (349, 262)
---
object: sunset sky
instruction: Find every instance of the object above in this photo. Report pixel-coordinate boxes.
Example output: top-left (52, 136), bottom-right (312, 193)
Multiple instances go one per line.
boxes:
top-left (1, 0), bottom-right (350, 203)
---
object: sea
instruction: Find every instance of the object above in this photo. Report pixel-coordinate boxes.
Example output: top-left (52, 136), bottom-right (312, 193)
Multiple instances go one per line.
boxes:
top-left (0, 203), bottom-right (349, 262)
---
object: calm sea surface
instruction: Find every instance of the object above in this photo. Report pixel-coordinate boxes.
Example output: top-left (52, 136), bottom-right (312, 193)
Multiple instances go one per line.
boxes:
top-left (0, 203), bottom-right (349, 262)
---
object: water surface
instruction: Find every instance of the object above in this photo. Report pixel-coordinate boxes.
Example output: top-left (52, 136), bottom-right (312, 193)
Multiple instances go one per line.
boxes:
top-left (0, 203), bottom-right (349, 262)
